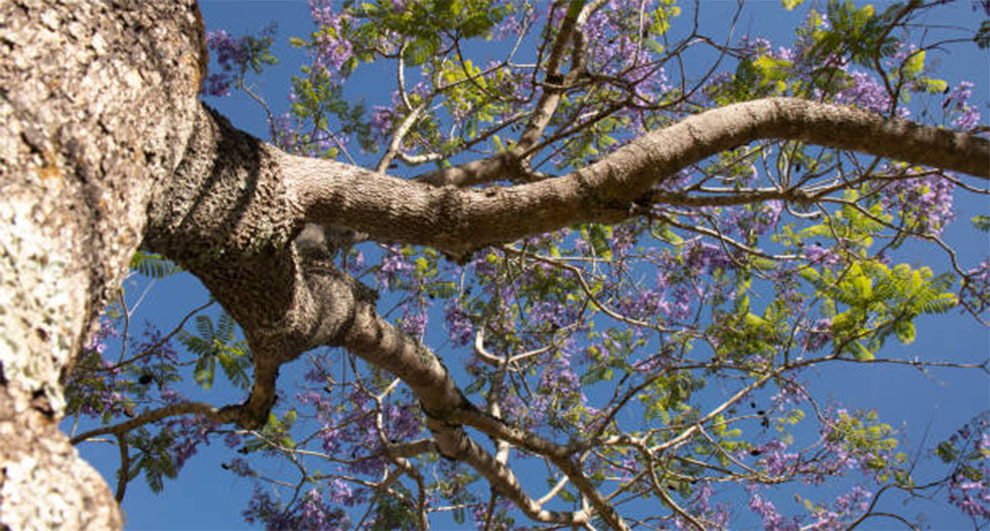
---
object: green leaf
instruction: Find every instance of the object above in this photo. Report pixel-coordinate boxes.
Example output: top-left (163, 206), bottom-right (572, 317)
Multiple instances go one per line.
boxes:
top-left (130, 251), bottom-right (181, 279)
top-left (194, 354), bottom-right (216, 389)
top-left (782, 0), bottom-right (804, 10)
top-left (976, 20), bottom-right (990, 49)
top-left (852, 341), bottom-right (874, 361)
top-left (936, 441), bottom-right (958, 463)
top-left (902, 49), bottom-right (925, 77)
top-left (894, 320), bottom-right (915, 344)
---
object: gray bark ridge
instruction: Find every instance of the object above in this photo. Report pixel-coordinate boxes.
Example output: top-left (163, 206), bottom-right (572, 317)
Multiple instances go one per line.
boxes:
top-left (0, 0), bottom-right (205, 528)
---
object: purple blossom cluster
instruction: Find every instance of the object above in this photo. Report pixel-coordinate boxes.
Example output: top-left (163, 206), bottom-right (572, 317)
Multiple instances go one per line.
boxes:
top-left (377, 246), bottom-right (410, 289)
top-left (725, 201), bottom-right (783, 238)
top-left (203, 29), bottom-right (250, 97)
top-left (271, 112), bottom-right (302, 154)
top-left (949, 470), bottom-right (990, 519)
top-left (243, 487), bottom-right (350, 530)
top-left (135, 323), bottom-right (181, 364)
top-left (164, 415), bottom-right (215, 471)
top-left (444, 301), bottom-right (474, 346)
top-left (800, 317), bottom-right (833, 352)
top-left (804, 243), bottom-right (842, 267)
top-left (683, 240), bottom-right (732, 276)
top-left (400, 303), bottom-right (428, 339)
top-left (370, 106), bottom-right (395, 142)
top-left (538, 344), bottom-right (581, 402)
top-left (85, 317), bottom-right (119, 355)
top-left (617, 286), bottom-right (674, 322)
top-left (738, 35), bottom-right (773, 58)
top-left (807, 486), bottom-right (872, 529)
top-left (881, 174), bottom-right (955, 236)
top-left (66, 318), bottom-right (133, 420)
top-left (308, 386), bottom-right (422, 480)
top-left (491, 0), bottom-right (540, 40)
top-left (682, 482), bottom-right (730, 528)
top-left (754, 439), bottom-right (799, 477)
top-left (308, 0), bottom-right (354, 74)
top-left (834, 71), bottom-right (901, 116)
top-left (943, 415), bottom-right (990, 519)
top-left (747, 487), bottom-right (800, 531)
top-left (771, 379), bottom-right (808, 408)
top-left (962, 259), bottom-right (990, 313)
top-left (946, 81), bottom-right (981, 130)
top-left (72, 362), bottom-right (124, 419)
top-left (587, 1), bottom-right (671, 91)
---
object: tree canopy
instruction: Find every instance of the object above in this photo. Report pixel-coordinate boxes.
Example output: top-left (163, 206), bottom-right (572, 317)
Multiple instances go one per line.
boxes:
top-left (53, 0), bottom-right (989, 529)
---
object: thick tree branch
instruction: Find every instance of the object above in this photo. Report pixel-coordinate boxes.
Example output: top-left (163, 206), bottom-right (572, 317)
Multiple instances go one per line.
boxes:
top-left (288, 98), bottom-right (988, 256)
top-left (143, 97), bottom-right (987, 529)
top-left (341, 289), bottom-right (626, 528)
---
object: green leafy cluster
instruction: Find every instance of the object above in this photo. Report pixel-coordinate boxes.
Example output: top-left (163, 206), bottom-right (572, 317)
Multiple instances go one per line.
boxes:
top-left (180, 311), bottom-right (252, 391)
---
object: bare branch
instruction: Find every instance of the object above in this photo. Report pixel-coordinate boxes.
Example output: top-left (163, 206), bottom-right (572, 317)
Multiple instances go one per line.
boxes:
top-left (70, 401), bottom-right (235, 445)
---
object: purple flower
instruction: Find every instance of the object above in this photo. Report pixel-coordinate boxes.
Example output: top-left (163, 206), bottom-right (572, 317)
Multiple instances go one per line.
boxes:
top-left (400, 307), bottom-right (427, 338)
top-left (683, 240), bottom-right (732, 275)
top-left (754, 440), bottom-right (799, 476)
top-left (320, 425), bottom-right (341, 454)
top-left (295, 490), bottom-right (338, 530)
top-left (881, 174), bottom-right (955, 236)
top-left (801, 317), bottom-right (832, 352)
top-left (85, 318), bottom-right (120, 355)
top-left (739, 35), bottom-right (773, 58)
top-left (949, 473), bottom-right (990, 518)
top-left (203, 29), bottom-right (253, 98)
top-left (377, 246), bottom-right (411, 289)
top-left (539, 350), bottom-right (580, 400)
top-left (271, 114), bottom-right (298, 151)
top-left (327, 478), bottom-right (354, 505)
top-left (683, 482), bottom-right (730, 528)
top-left (207, 29), bottom-right (249, 66)
top-left (748, 489), bottom-right (800, 530)
top-left (947, 81), bottom-right (981, 130)
top-left (804, 243), bottom-right (842, 267)
top-left (444, 302), bottom-right (473, 346)
top-left (225, 458), bottom-right (254, 477)
top-left (166, 415), bottom-right (215, 470)
top-left (309, 0), bottom-right (354, 74)
top-left (835, 71), bottom-right (893, 115)
top-left (243, 487), bottom-right (349, 530)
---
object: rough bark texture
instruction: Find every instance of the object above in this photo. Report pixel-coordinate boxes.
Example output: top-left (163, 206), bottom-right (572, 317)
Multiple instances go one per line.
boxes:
top-left (289, 98), bottom-right (990, 256)
top-left (0, 0), bottom-right (205, 527)
top-left (2, 1), bottom-right (988, 528)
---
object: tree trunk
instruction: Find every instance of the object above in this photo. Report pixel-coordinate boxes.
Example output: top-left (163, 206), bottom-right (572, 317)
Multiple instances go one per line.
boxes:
top-left (0, 1), bottom-right (205, 526)
top-left (2, 0), bottom-right (988, 528)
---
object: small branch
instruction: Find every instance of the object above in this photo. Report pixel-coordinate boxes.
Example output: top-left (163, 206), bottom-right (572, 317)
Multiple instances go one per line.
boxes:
top-left (70, 401), bottom-right (236, 445)
top-left (114, 433), bottom-right (129, 503)
top-left (98, 299), bottom-right (214, 373)
top-left (376, 102), bottom-right (428, 174)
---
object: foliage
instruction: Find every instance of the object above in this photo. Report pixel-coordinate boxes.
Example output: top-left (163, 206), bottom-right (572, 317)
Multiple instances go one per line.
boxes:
top-left (65, 0), bottom-right (989, 529)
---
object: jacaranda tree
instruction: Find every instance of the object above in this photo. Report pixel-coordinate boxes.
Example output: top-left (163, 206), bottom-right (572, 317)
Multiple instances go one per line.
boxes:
top-left (2, 0), bottom-right (987, 528)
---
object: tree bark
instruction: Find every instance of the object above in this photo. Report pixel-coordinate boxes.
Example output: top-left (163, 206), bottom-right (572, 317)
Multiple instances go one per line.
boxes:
top-left (0, 1), bottom-right (205, 527)
top-left (2, 0), bottom-right (988, 528)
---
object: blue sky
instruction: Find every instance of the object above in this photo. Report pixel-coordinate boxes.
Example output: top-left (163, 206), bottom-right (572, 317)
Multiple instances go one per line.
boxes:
top-left (66, 1), bottom-right (989, 529)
